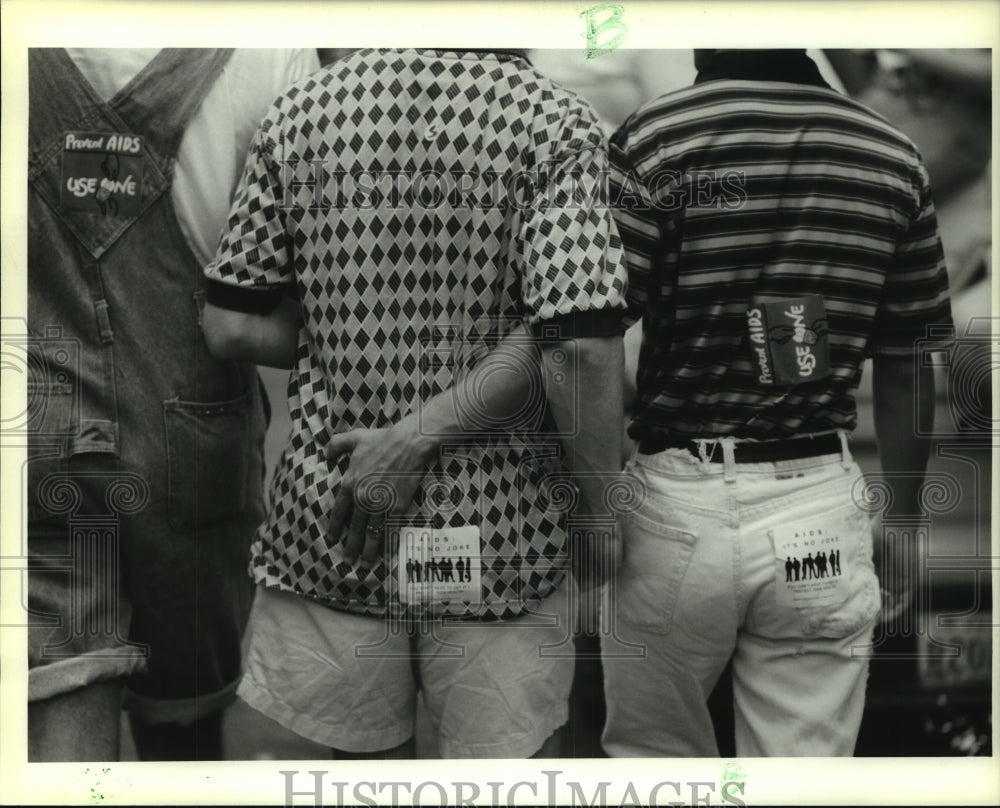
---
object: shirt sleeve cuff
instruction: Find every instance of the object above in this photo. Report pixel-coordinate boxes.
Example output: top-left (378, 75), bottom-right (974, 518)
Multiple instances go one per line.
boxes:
top-left (531, 308), bottom-right (626, 340)
top-left (205, 279), bottom-right (285, 314)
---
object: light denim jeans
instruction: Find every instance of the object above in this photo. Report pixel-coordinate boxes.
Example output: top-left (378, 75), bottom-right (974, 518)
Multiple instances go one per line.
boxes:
top-left (602, 433), bottom-right (880, 757)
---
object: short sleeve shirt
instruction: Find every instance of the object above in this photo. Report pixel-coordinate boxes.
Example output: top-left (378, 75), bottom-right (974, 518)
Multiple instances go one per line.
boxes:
top-left (205, 49), bottom-right (627, 619)
top-left (609, 57), bottom-right (952, 441)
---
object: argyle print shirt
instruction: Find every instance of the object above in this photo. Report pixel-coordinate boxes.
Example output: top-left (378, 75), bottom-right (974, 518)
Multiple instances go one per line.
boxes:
top-left (205, 49), bottom-right (627, 620)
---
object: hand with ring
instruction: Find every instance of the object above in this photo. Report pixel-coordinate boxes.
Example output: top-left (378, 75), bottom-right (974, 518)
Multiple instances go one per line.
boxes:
top-left (325, 413), bottom-right (435, 565)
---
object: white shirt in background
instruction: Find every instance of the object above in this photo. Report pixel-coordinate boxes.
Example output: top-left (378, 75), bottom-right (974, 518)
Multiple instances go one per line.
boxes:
top-left (66, 48), bottom-right (320, 265)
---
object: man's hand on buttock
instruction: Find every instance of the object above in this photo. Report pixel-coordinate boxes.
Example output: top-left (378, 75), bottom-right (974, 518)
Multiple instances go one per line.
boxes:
top-left (324, 416), bottom-right (433, 565)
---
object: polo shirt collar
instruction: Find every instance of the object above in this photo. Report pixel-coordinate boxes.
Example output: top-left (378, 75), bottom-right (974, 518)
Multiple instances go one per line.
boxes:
top-left (418, 48), bottom-right (530, 65)
top-left (695, 50), bottom-right (831, 89)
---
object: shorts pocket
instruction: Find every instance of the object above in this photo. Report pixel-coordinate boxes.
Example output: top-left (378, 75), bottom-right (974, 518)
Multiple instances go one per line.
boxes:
top-left (164, 391), bottom-right (251, 530)
top-left (616, 509), bottom-right (696, 635)
top-left (794, 506), bottom-right (880, 639)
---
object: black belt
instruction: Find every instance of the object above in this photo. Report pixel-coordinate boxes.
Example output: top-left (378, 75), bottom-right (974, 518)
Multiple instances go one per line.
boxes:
top-left (637, 432), bottom-right (843, 463)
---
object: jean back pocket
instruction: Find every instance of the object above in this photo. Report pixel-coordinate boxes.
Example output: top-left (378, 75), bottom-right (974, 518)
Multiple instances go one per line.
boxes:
top-left (616, 510), bottom-right (697, 635)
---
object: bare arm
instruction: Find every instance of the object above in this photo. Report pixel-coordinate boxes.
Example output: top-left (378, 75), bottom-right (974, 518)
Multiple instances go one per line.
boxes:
top-left (872, 352), bottom-right (935, 517)
top-left (871, 352), bottom-right (935, 618)
top-left (540, 333), bottom-right (625, 585)
top-left (326, 323), bottom-right (544, 563)
top-left (202, 295), bottom-right (301, 370)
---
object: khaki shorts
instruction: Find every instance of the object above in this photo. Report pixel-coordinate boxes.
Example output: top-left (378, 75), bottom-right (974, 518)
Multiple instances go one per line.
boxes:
top-left (238, 583), bottom-right (576, 758)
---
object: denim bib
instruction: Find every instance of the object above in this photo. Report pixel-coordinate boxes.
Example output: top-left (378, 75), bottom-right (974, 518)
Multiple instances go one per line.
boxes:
top-left (26, 48), bottom-right (266, 530)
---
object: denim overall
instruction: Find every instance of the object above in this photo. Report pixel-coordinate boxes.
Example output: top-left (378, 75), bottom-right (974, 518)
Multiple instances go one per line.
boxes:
top-left (27, 49), bottom-right (266, 722)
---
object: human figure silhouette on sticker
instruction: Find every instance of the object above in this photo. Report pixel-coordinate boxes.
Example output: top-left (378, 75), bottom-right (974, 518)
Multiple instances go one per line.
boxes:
top-left (465, 556), bottom-right (473, 582)
top-left (785, 557), bottom-right (794, 582)
top-left (406, 558), bottom-right (415, 583)
top-left (804, 553), bottom-right (815, 579)
top-left (817, 551), bottom-right (828, 578)
top-left (792, 556), bottom-right (801, 581)
top-left (413, 559), bottom-right (423, 583)
top-left (456, 557), bottom-right (465, 581)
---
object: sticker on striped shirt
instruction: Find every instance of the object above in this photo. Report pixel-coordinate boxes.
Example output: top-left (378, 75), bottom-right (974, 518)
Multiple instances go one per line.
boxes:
top-left (396, 525), bottom-right (481, 605)
top-left (747, 294), bottom-right (830, 386)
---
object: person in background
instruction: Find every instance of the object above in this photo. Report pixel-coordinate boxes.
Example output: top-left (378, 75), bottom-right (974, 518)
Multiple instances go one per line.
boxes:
top-left (854, 49), bottom-right (992, 434)
top-left (529, 49), bottom-right (696, 136)
top-left (827, 48), bottom-right (990, 312)
top-left (603, 48), bottom-right (953, 757)
top-left (27, 47), bottom-right (319, 762)
top-left (317, 48), bottom-right (358, 66)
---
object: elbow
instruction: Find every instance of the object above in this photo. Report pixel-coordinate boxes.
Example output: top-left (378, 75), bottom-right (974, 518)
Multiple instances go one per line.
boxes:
top-left (202, 304), bottom-right (253, 361)
top-left (574, 333), bottom-right (625, 372)
top-left (540, 335), bottom-right (625, 386)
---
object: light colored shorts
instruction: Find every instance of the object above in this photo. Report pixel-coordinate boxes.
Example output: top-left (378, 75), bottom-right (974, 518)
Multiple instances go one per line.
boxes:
top-left (238, 582), bottom-right (575, 758)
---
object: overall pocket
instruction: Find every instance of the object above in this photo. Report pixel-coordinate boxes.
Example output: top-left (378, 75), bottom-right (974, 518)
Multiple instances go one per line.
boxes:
top-left (26, 379), bottom-right (76, 521)
top-left (616, 507), bottom-right (697, 635)
top-left (164, 391), bottom-right (252, 530)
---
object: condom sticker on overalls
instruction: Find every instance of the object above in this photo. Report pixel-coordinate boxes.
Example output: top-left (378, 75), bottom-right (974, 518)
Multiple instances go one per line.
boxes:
top-left (770, 519), bottom-right (848, 608)
top-left (61, 131), bottom-right (144, 217)
top-left (396, 525), bottom-right (481, 605)
top-left (747, 294), bottom-right (830, 386)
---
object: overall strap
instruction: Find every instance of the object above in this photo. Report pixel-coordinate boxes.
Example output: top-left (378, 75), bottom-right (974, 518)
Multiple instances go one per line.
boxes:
top-left (112, 48), bottom-right (235, 162)
top-left (29, 48), bottom-right (235, 165)
top-left (28, 48), bottom-right (107, 159)
top-left (28, 49), bottom-right (235, 258)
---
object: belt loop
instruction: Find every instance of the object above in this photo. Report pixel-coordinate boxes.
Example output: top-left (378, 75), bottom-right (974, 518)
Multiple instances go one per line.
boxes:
top-left (721, 437), bottom-right (737, 482)
top-left (628, 441), bottom-right (640, 467)
top-left (838, 429), bottom-right (853, 469)
top-left (696, 439), bottom-right (712, 465)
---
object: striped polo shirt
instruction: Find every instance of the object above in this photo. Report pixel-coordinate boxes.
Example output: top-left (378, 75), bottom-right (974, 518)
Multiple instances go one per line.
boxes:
top-left (205, 49), bottom-right (627, 619)
top-left (610, 50), bottom-right (952, 442)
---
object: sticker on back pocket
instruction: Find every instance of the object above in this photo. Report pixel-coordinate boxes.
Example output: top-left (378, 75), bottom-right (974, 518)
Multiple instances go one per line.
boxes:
top-left (770, 517), bottom-right (848, 609)
top-left (396, 524), bottom-right (481, 605)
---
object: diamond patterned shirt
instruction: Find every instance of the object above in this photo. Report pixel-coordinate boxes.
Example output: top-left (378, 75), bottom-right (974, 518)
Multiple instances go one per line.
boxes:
top-left (205, 49), bottom-right (627, 619)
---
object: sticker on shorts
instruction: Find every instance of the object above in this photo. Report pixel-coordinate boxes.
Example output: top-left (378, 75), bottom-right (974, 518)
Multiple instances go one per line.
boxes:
top-left (747, 294), bottom-right (830, 386)
top-left (771, 517), bottom-right (848, 608)
top-left (396, 524), bottom-right (480, 605)
top-left (61, 131), bottom-right (144, 217)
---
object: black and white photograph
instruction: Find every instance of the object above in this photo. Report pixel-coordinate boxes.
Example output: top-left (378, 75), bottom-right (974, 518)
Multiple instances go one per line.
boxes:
top-left (1, 1), bottom-right (996, 805)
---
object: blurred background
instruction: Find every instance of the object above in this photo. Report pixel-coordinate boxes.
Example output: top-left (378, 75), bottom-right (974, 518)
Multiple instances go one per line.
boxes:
top-left (122, 48), bottom-right (993, 760)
